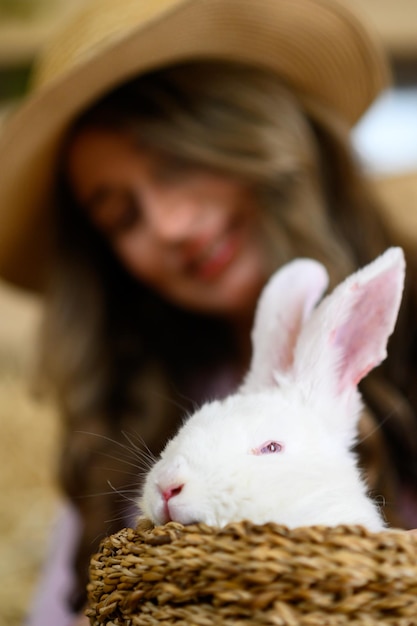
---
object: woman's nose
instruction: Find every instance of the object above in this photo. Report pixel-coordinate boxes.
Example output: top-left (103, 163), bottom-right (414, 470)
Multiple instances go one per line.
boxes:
top-left (144, 191), bottom-right (200, 242)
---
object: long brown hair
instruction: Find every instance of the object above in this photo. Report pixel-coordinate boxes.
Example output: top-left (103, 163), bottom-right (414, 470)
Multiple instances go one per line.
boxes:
top-left (39, 60), bottom-right (417, 608)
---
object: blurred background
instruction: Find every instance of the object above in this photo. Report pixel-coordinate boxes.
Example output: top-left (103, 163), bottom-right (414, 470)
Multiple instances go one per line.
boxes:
top-left (0, 4), bottom-right (83, 626)
top-left (0, 1), bottom-right (416, 625)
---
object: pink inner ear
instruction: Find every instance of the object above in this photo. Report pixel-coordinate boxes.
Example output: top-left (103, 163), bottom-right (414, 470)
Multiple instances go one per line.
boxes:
top-left (272, 264), bottom-right (330, 375)
top-left (333, 270), bottom-right (398, 391)
top-left (276, 308), bottom-right (308, 374)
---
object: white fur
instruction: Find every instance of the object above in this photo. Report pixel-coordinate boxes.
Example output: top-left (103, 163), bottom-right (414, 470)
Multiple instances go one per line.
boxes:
top-left (140, 248), bottom-right (405, 531)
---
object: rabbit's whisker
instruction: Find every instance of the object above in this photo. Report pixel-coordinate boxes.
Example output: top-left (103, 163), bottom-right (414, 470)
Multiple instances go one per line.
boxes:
top-left (358, 410), bottom-right (395, 444)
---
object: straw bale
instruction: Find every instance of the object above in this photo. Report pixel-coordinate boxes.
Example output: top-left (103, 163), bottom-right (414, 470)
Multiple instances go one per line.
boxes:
top-left (0, 281), bottom-right (63, 626)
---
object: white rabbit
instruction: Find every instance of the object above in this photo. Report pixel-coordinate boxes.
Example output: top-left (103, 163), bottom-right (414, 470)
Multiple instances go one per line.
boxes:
top-left (140, 248), bottom-right (405, 531)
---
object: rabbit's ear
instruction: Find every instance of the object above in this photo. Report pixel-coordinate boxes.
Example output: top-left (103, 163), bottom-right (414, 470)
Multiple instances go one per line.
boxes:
top-left (295, 247), bottom-right (405, 396)
top-left (241, 259), bottom-right (328, 392)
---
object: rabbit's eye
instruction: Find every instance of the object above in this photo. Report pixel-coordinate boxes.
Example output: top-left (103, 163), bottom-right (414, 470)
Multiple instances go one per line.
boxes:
top-left (252, 441), bottom-right (284, 455)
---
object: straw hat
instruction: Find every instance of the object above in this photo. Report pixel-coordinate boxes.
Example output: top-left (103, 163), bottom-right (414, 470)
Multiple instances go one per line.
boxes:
top-left (0, 0), bottom-right (390, 291)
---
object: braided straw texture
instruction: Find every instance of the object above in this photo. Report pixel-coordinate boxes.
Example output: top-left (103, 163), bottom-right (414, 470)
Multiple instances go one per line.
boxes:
top-left (87, 519), bottom-right (417, 625)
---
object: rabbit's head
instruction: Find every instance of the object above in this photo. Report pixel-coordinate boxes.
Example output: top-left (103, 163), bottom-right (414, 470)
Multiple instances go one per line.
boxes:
top-left (141, 248), bottom-right (405, 530)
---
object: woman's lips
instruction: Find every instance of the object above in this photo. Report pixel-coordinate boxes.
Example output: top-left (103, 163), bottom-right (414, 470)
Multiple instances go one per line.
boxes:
top-left (185, 228), bottom-right (241, 281)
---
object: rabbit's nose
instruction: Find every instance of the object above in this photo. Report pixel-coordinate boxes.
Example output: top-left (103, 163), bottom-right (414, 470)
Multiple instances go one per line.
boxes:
top-left (161, 483), bottom-right (184, 502)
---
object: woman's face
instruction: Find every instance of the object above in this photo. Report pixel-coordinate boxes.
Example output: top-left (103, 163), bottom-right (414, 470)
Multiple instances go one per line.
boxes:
top-left (66, 128), bottom-right (268, 318)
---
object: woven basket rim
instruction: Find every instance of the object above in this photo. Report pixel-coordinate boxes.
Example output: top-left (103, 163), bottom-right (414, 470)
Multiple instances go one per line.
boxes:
top-left (87, 519), bottom-right (417, 625)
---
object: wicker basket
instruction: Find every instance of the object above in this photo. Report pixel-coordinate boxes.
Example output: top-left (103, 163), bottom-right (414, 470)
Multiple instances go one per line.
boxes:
top-left (87, 518), bottom-right (417, 625)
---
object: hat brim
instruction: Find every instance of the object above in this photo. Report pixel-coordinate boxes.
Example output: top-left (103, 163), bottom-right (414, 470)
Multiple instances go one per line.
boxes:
top-left (0, 0), bottom-right (390, 290)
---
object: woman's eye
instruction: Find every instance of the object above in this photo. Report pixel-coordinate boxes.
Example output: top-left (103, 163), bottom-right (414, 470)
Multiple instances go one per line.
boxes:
top-left (90, 196), bottom-right (139, 237)
top-left (252, 441), bottom-right (284, 455)
top-left (107, 203), bottom-right (138, 236)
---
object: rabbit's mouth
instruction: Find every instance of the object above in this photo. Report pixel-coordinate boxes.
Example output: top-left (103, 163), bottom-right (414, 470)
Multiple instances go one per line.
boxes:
top-left (165, 502), bottom-right (201, 526)
top-left (161, 490), bottom-right (213, 526)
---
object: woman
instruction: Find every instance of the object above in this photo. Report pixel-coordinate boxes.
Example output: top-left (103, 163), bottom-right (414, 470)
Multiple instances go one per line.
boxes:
top-left (0, 0), bottom-right (416, 624)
